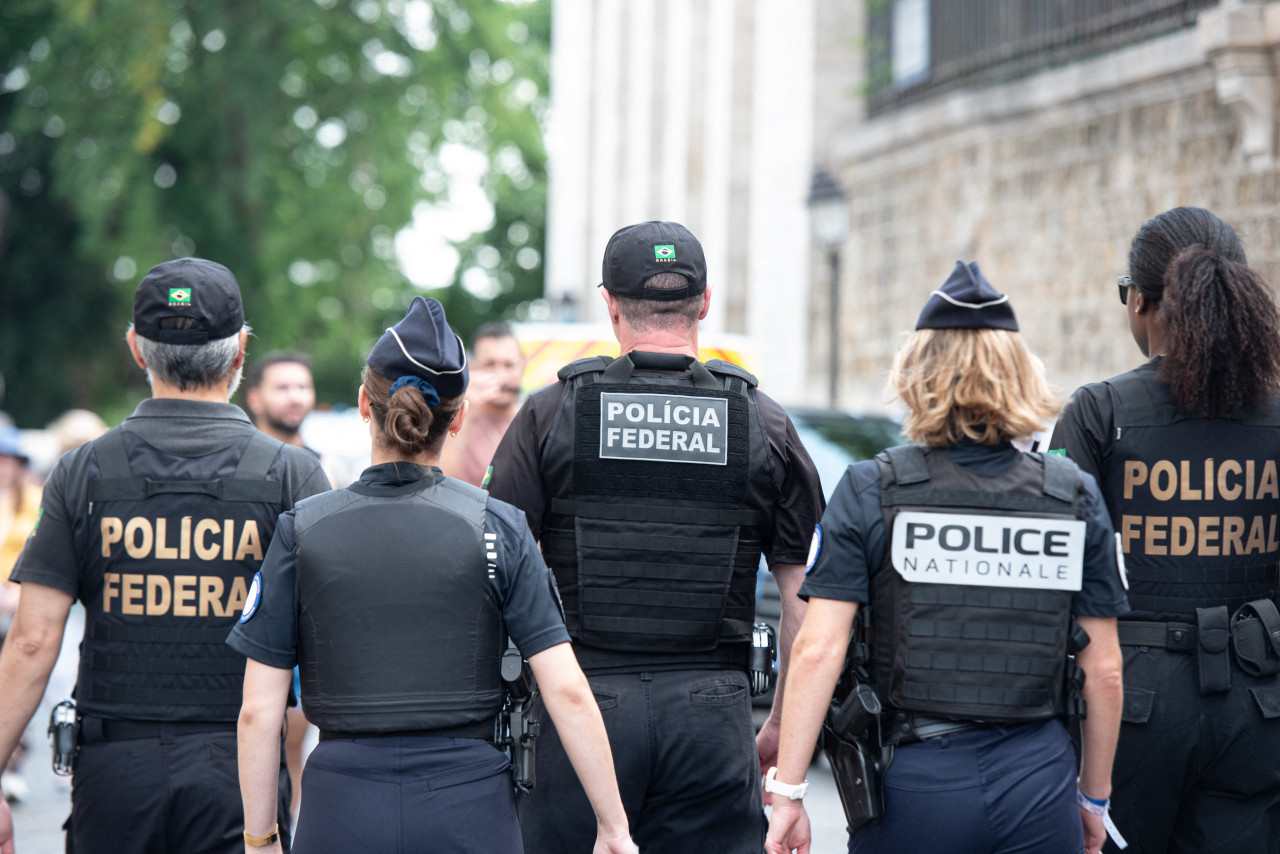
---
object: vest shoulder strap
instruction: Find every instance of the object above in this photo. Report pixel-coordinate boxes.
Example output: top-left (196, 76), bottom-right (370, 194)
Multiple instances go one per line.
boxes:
top-left (439, 476), bottom-right (489, 518)
top-left (882, 444), bottom-right (930, 485)
top-left (1106, 373), bottom-right (1179, 427)
top-left (1039, 452), bottom-right (1079, 502)
top-left (233, 431), bottom-right (283, 481)
top-left (92, 428), bottom-right (133, 479)
top-left (704, 360), bottom-right (759, 389)
top-left (88, 431), bottom-right (283, 504)
top-left (557, 356), bottom-right (615, 382)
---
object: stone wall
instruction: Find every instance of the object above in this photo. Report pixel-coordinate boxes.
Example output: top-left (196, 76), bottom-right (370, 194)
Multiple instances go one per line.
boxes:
top-left (821, 2), bottom-right (1280, 415)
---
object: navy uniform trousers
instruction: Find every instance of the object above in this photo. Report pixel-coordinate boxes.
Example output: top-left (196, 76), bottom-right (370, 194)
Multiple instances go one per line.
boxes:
top-left (1105, 645), bottom-right (1280, 854)
top-left (69, 721), bottom-right (291, 854)
top-left (847, 719), bottom-right (1084, 854)
top-left (518, 669), bottom-right (763, 854)
top-left (292, 735), bottom-right (519, 854)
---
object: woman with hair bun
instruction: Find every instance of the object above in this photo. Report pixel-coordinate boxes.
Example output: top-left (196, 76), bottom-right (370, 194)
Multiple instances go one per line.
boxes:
top-left (767, 263), bottom-right (1127, 854)
top-left (1051, 206), bottom-right (1280, 853)
top-left (230, 297), bottom-right (636, 854)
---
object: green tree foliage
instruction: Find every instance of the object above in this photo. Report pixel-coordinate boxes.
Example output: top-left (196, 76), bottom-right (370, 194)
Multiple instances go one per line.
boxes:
top-left (0, 0), bottom-right (548, 425)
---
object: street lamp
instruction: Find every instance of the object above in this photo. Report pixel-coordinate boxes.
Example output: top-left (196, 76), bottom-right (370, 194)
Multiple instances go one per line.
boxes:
top-left (808, 168), bottom-right (849, 408)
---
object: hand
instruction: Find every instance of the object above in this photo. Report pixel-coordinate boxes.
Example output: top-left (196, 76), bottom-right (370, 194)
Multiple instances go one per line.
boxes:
top-left (593, 829), bottom-right (639, 854)
top-left (1, 796), bottom-right (16, 854)
top-left (765, 799), bottom-right (811, 854)
top-left (1080, 807), bottom-right (1106, 854)
top-left (466, 370), bottom-right (507, 409)
top-left (756, 716), bottom-right (781, 806)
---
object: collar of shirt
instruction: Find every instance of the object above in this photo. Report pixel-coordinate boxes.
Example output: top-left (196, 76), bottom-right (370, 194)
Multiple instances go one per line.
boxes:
top-left (358, 461), bottom-right (442, 488)
top-left (939, 439), bottom-right (1021, 478)
top-left (129, 398), bottom-right (252, 422)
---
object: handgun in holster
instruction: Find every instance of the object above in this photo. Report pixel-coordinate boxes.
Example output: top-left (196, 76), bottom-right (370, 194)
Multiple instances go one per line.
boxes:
top-left (822, 641), bottom-right (891, 832)
top-left (496, 644), bottom-right (539, 792)
top-left (48, 699), bottom-right (80, 776)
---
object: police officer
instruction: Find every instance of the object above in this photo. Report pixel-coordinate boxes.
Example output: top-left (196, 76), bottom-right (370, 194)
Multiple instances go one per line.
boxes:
top-left (1050, 207), bottom-right (1280, 853)
top-left (229, 296), bottom-right (636, 854)
top-left (0, 258), bottom-right (330, 853)
top-left (766, 263), bottom-right (1128, 854)
top-left (487, 221), bottom-right (825, 852)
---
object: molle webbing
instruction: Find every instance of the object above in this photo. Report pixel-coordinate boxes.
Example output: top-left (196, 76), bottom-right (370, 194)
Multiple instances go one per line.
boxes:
top-left (88, 430), bottom-right (282, 504)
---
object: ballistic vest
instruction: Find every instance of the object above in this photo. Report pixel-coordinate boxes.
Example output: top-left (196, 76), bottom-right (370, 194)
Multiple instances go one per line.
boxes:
top-left (1101, 372), bottom-right (1280, 620)
top-left (872, 445), bottom-right (1087, 723)
top-left (539, 351), bottom-right (775, 674)
top-left (79, 428), bottom-right (284, 722)
top-left (294, 472), bottom-right (504, 735)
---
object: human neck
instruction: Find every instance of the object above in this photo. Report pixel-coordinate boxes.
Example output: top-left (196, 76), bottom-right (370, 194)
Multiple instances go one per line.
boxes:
top-left (615, 326), bottom-right (699, 359)
top-left (148, 379), bottom-right (232, 404)
top-left (370, 444), bottom-right (438, 468)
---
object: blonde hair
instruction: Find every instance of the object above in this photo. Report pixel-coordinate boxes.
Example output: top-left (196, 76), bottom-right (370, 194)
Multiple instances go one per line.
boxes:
top-left (889, 328), bottom-right (1061, 447)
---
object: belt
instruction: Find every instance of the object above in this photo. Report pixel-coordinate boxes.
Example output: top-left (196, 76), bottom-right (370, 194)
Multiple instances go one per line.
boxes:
top-left (319, 721), bottom-right (495, 742)
top-left (1117, 620), bottom-right (1196, 652)
top-left (88, 718), bottom-right (236, 742)
top-left (886, 713), bottom-right (990, 746)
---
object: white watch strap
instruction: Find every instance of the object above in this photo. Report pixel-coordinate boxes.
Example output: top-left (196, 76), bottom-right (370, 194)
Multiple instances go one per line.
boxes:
top-left (765, 767), bottom-right (809, 800)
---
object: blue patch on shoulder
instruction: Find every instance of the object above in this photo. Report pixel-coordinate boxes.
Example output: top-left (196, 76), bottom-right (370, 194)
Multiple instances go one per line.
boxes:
top-left (240, 572), bottom-right (263, 623)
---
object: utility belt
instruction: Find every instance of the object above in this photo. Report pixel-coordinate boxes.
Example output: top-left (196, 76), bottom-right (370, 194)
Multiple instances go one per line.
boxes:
top-left (570, 624), bottom-right (776, 697)
top-left (880, 712), bottom-right (992, 747)
top-left (317, 721), bottom-right (495, 743)
top-left (81, 716), bottom-right (236, 743)
top-left (1117, 597), bottom-right (1280, 694)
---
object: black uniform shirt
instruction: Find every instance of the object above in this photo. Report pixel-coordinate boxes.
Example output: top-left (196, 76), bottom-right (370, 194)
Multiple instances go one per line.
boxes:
top-left (800, 442), bottom-right (1130, 617)
top-left (487, 355), bottom-right (826, 566)
top-left (1048, 359), bottom-right (1162, 485)
top-left (227, 463), bottom-right (571, 668)
top-left (11, 399), bottom-right (330, 597)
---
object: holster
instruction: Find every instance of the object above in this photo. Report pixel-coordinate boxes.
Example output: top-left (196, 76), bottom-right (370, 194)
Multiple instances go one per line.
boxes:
top-left (1231, 599), bottom-right (1280, 678)
top-left (821, 721), bottom-right (889, 833)
top-left (1196, 606), bottom-right (1231, 695)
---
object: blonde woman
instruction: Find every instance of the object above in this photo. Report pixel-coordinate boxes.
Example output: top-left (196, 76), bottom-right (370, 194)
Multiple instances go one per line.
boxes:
top-left (765, 263), bottom-right (1127, 854)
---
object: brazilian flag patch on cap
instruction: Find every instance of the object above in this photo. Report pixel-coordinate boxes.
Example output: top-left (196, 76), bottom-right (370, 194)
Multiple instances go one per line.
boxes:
top-left (654, 244), bottom-right (675, 261)
top-left (168, 288), bottom-right (192, 307)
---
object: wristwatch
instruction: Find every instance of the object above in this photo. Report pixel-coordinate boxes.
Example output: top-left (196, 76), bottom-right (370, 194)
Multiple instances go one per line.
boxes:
top-left (765, 767), bottom-right (809, 800)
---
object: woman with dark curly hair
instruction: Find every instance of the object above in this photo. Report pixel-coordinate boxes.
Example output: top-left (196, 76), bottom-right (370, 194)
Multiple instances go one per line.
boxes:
top-left (1051, 206), bottom-right (1280, 853)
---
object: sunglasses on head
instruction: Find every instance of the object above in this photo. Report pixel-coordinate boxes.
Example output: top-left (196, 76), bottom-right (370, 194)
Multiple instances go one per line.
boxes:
top-left (1117, 275), bottom-right (1134, 305)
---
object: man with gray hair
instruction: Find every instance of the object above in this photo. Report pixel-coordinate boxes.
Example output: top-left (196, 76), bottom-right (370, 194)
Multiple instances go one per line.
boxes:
top-left (0, 258), bottom-right (329, 853)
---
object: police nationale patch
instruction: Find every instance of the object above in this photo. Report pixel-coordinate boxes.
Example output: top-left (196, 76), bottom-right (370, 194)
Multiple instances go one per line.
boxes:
top-left (239, 572), bottom-right (263, 623)
top-left (805, 524), bottom-right (823, 574)
top-left (598, 392), bottom-right (728, 465)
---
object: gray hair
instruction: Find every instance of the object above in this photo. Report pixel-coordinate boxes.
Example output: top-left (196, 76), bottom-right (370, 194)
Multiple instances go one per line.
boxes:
top-left (131, 322), bottom-right (249, 397)
top-left (613, 273), bottom-right (702, 333)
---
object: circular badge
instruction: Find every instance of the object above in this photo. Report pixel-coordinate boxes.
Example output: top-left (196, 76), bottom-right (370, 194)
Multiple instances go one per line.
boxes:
top-left (240, 572), bottom-right (263, 624)
top-left (805, 524), bottom-right (823, 573)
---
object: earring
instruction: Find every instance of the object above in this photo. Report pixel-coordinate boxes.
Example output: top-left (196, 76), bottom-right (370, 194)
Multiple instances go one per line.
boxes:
top-left (449, 429), bottom-right (459, 437)
top-left (362, 416), bottom-right (370, 424)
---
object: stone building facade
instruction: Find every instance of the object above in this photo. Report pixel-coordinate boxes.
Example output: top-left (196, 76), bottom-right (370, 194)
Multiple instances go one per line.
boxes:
top-left (821, 0), bottom-right (1280, 414)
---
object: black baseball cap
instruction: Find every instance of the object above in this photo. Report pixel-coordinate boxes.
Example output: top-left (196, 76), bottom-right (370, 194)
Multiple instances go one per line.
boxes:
top-left (133, 258), bottom-right (245, 344)
top-left (915, 261), bottom-right (1019, 332)
top-left (601, 221), bottom-right (707, 301)
top-left (366, 296), bottom-right (469, 398)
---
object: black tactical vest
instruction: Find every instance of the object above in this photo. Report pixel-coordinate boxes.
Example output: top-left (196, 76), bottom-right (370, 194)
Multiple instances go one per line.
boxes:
top-left (539, 352), bottom-right (775, 674)
top-left (294, 473), bottom-right (504, 735)
top-left (872, 445), bottom-right (1086, 723)
top-left (79, 428), bottom-right (284, 722)
top-left (1101, 373), bottom-right (1280, 620)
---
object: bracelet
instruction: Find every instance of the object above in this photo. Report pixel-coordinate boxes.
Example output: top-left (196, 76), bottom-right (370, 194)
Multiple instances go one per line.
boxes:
top-left (1076, 791), bottom-right (1108, 815)
top-left (243, 825), bottom-right (280, 847)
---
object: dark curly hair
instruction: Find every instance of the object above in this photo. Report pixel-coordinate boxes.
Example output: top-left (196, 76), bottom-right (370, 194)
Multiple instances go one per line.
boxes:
top-left (361, 366), bottom-right (463, 458)
top-left (1129, 207), bottom-right (1280, 418)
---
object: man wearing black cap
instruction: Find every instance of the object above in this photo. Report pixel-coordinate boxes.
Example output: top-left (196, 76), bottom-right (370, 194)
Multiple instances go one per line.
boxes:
top-left (0, 258), bottom-right (330, 853)
top-left (764, 262), bottom-right (1127, 854)
top-left (487, 221), bottom-right (825, 851)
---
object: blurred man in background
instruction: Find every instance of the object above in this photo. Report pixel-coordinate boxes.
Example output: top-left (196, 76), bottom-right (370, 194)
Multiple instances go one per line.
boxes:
top-left (440, 323), bottom-right (526, 487)
top-left (244, 351), bottom-right (317, 451)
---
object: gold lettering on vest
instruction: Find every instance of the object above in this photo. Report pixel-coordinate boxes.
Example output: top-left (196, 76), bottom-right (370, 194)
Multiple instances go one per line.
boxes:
top-left (101, 517), bottom-right (123, 557)
top-left (1120, 515), bottom-right (1141, 553)
top-left (194, 519), bottom-right (220, 560)
top-left (179, 516), bottom-right (191, 560)
top-left (124, 518), bottom-right (153, 559)
top-left (1204, 459), bottom-right (1215, 501)
top-left (103, 572), bottom-right (120, 613)
top-left (1197, 516), bottom-right (1220, 556)
top-left (1169, 517), bottom-right (1195, 556)
top-left (1270, 515), bottom-right (1280, 551)
top-left (1123, 462), bottom-right (1147, 500)
top-left (146, 575), bottom-right (171, 615)
top-left (226, 575), bottom-right (249, 614)
top-left (1247, 460), bottom-right (1256, 501)
top-left (1223, 516), bottom-right (1245, 555)
top-left (223, 520), bottom-right (234, 561)
top-left (1150, 462), bottom-right (1177, 502)
top-left (1145, 516), bottom-right (1168, 555)
top-left (155, 518), bottom-right (178, 560)
top-left (1179, 462), bottom-right (1202, 500)
top-left (234, 521), bottom-right (263, 561)
top-left (1246, 515), bottom-right (1266, 553)
top-left (1260, 461), bottom-right (1279, 500)
top-left (1219, 460), bottom-right (1243, 500)
top-left (199, 576), bottom-right (226, 617)
top-left (120, 573), bottom-right (144, 615)
top-left (172, 575), bottom-right (198, 617)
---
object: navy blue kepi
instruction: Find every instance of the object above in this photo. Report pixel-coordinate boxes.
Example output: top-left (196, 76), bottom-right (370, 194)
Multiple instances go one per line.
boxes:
top-left (367, 296), bottom-right (469, 397)
top-left (915, 261), bottom-right (1019, 332)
